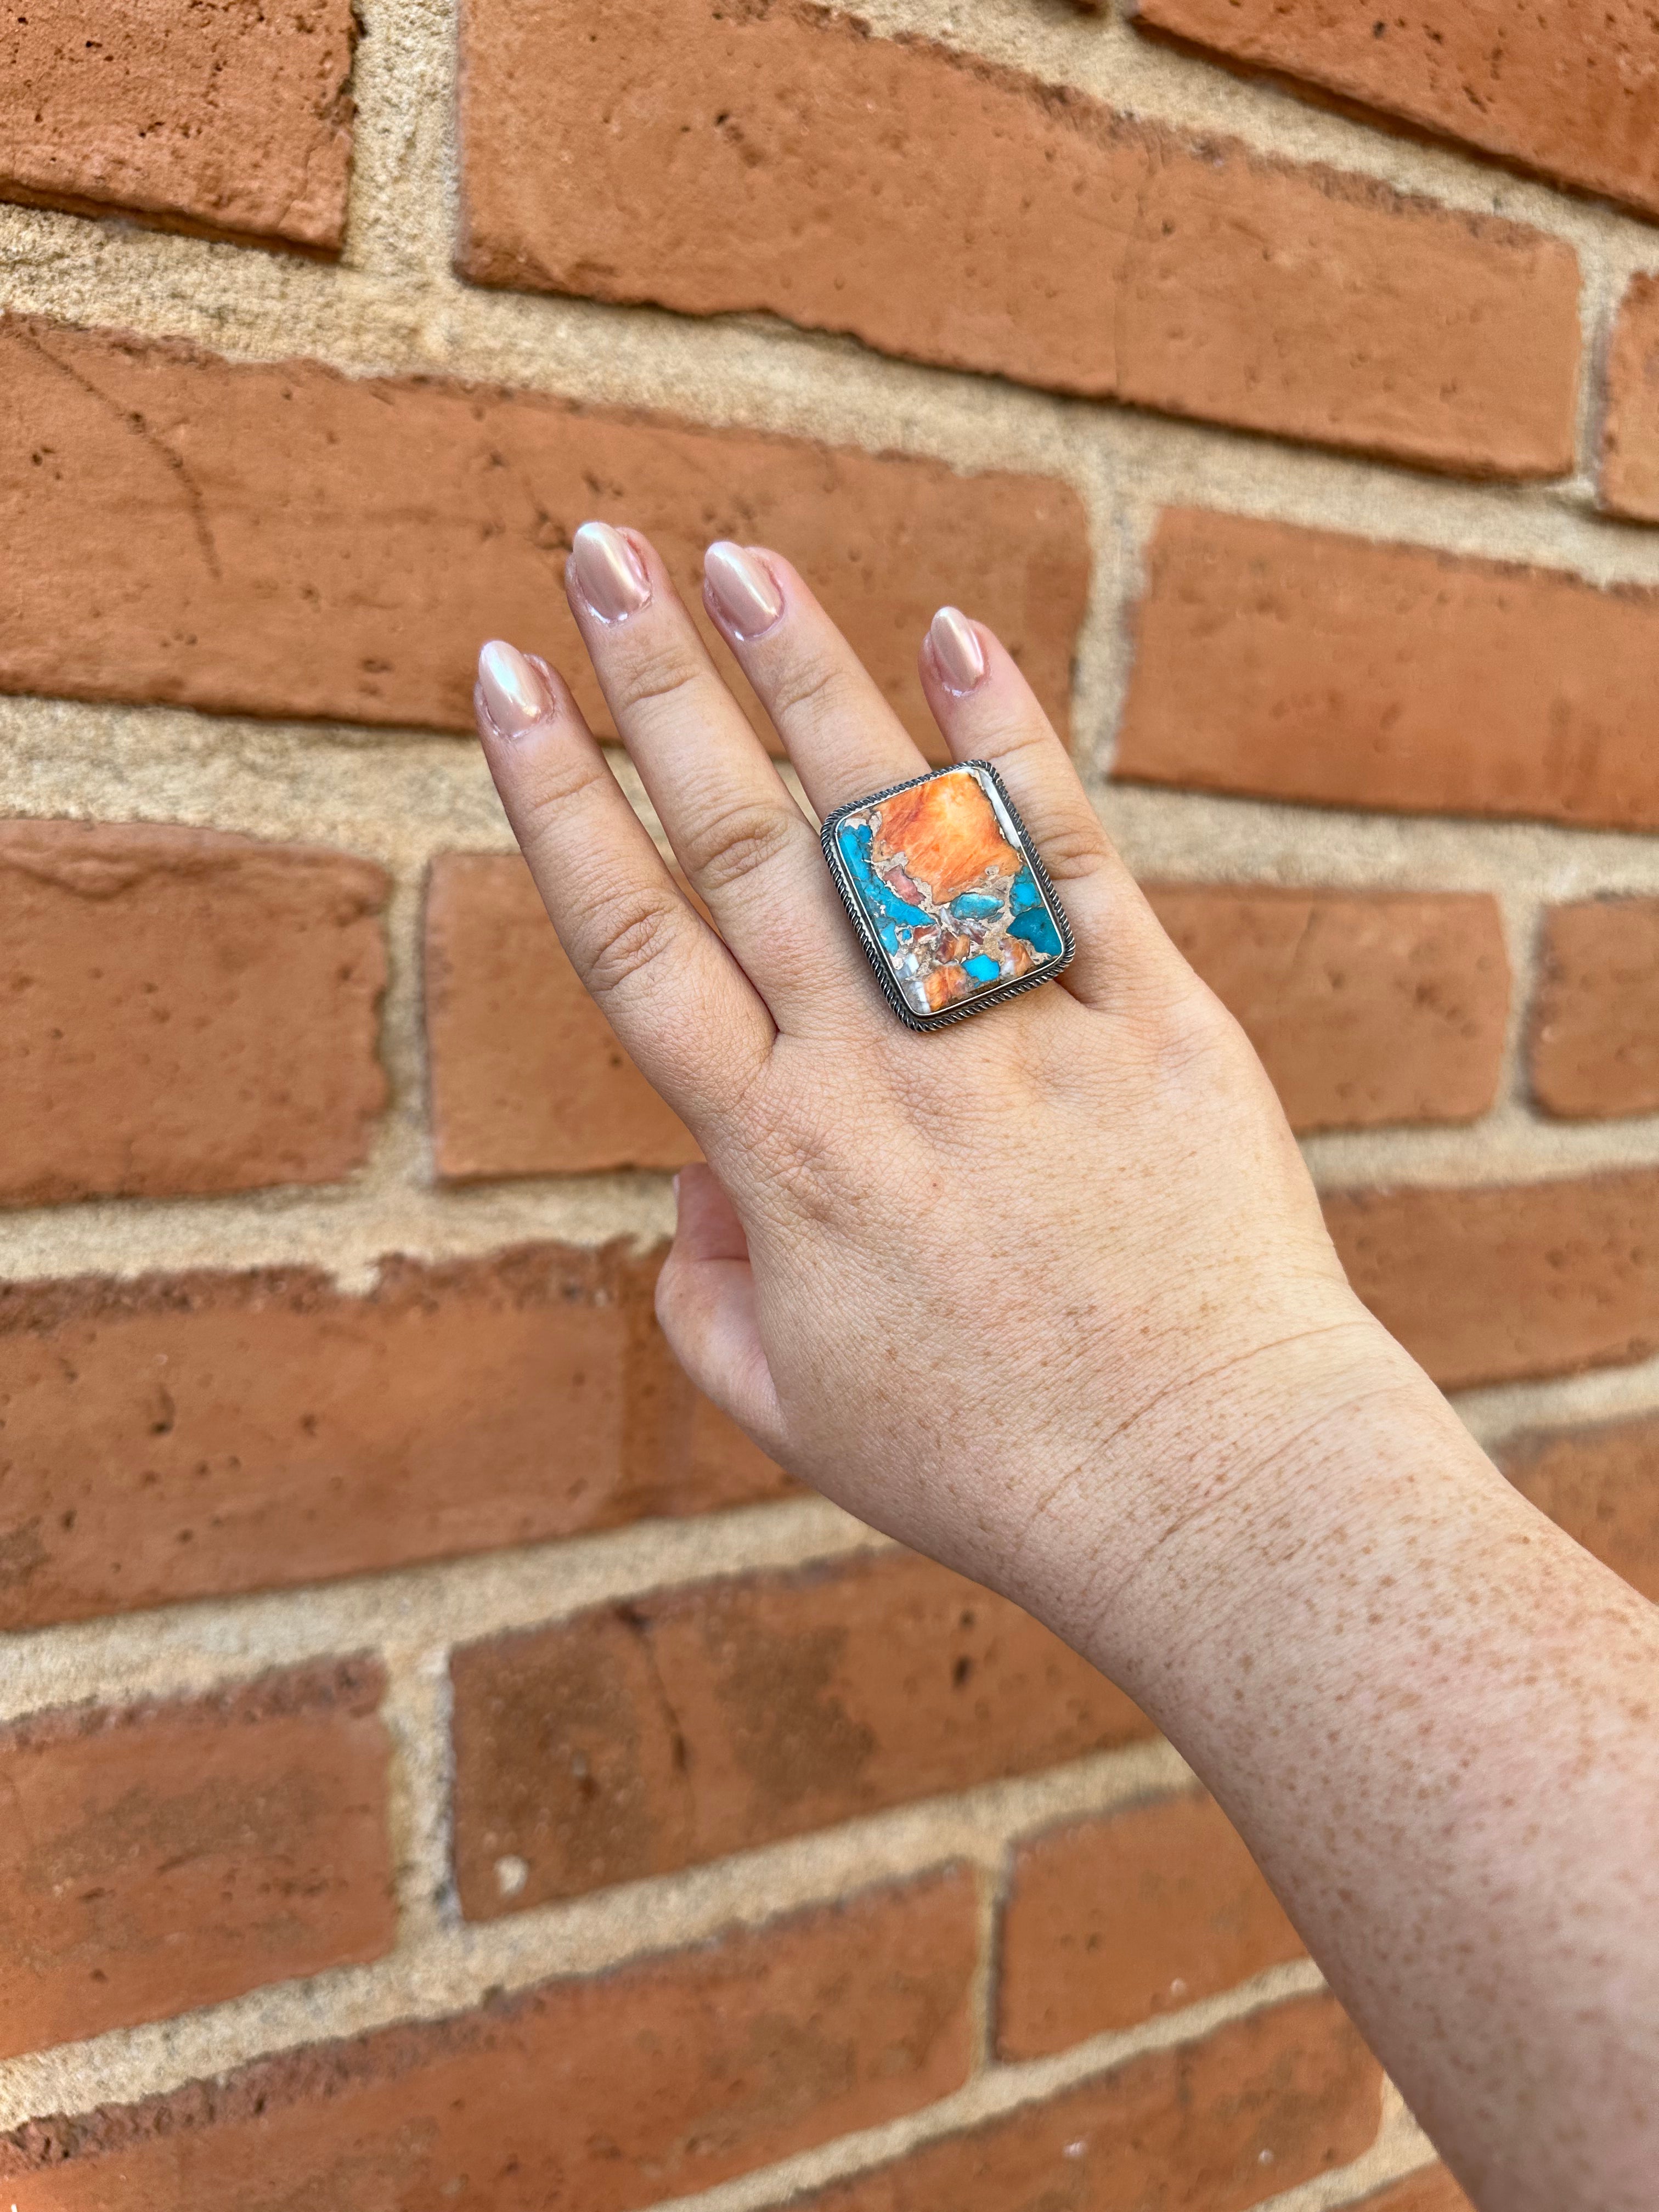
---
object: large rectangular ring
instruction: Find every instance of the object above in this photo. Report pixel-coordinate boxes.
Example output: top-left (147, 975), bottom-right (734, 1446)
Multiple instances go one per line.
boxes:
top-left (821, 761), bottom-right (1075, 1031)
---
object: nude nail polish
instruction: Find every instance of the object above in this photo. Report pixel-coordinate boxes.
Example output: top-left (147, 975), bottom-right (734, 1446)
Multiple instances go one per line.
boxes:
top-left (477, 639), bottom-right (554, 738)
top-left (928, 606), bottom-right (986, 695)
top-left (703, 541), bottom-right (784, 639)
top-left (569, 521), bottom-right (651, 622)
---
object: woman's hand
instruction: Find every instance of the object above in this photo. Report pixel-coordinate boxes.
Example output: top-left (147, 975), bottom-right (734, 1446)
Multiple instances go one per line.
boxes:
top-left (473, 522), bottom-right (1392, 1663)
top-left (475, 521), bottom-right (1659, 2212)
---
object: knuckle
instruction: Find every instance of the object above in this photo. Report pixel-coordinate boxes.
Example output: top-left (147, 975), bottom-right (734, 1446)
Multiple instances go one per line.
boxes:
top-left (612, 644), bottom-right (705, 721)
top-left (1031, 813), bottom-right (1114, 879)
top-left (982, 713), bottom-right (1051, 760)
top-left (682, 798), bottom-right (802, 894)
top-left (515, 740), bottom-right (612, 822)
top-left (579, 888), bottom-right (685, 1002)
top-left (1124, 964), bottom-right (1239, 1072)
top-left (764, 651), bottom-right (842, 727)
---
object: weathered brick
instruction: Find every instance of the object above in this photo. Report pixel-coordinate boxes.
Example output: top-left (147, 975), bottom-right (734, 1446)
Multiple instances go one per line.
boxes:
top-left (794, 1995), bottom-right (1381, 2212)
top-left (0, 1871), bottom-right (977, 2209)
top-left (996, 1789), bottom-right (1302, 2059)
top-left (1118, 509), bottom-right (1659, 830)
top-left (0, 315), bottom-right (1085, 755)
top-left (450, 1548), bottom-right (1152, 1920)
top-left (1529, 899), bottom-right (1659, 1120)
top-left (1351, 2170), bottom-right (1475, 2212)
top-left (1147, 886), bottom-right (1507, 1131)
top-left (426, 852), bottom-right (696, 1178)
top-left (1325, 1171), bottom-right (1659, 1391)
top-left (0, 1246), bottom-right (791, 1631)
top-left (0, 1661), bottom-right (393, 2061)
top-left (458, 0), bottom-right (1578, 477)
top-left (1604, 275), bottom-right (1659, 524)
top-left (1, 820), bottom-right (387, 1208)
top-left (1498, 1412), bottom-right (1659, 1602)
top-left (1130, 0), bottom-right (1659, 223)
top-left (0, 0), bottom-right (355, 250)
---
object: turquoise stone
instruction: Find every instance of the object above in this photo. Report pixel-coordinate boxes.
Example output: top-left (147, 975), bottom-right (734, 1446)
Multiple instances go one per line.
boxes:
top-left (838, 822), bottom-right (932, 931)
top-left (826, 765), bottom-right (1070, 1022)
top-left (1010, 905), bottom-right (1065, 959)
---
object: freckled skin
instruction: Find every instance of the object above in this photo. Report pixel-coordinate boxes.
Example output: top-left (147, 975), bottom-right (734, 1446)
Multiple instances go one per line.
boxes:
top-left (477, 531), bottom-right (1659, 2212)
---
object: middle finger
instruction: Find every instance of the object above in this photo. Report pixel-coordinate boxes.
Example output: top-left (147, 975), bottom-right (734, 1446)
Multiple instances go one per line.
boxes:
top-left (565, 521), bottom-right (870, 1034)
top-left (701, 542), bottom-right (930, 820)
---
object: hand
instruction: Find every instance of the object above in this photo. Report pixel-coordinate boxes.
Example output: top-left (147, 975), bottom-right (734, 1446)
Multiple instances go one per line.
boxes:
top-left (472, 521), bottom-right (1400, 1661)
top-left (476, 522), bottom-right (1659, 2212)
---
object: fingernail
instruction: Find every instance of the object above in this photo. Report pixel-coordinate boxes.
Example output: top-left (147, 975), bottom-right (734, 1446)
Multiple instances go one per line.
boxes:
top-left (477, 639), bottom-right (555, 738)
top-left (569, 521), bottom-right (651, 622)
top-left (928, 606), bottom-right (986, 695)
top-left (703, 541), bottom-right (784, 639)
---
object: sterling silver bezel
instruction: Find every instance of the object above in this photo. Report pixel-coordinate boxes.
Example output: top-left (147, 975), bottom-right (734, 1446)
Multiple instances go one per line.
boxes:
top-left (820, 759), bottom-right (1076, 1033)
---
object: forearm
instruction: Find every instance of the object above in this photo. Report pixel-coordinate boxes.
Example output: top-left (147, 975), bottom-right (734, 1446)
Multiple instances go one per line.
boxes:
top-left (1071, 1331), bottom-right (1659, 2212)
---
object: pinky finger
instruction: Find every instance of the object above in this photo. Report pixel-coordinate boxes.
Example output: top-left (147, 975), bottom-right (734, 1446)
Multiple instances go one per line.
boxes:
top-left (918, 610), bottom-right (1188, 1013)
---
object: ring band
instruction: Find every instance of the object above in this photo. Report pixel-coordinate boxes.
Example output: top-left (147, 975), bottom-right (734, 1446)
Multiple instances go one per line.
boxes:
top-left (821, 761), bottom-right (1075, 1031)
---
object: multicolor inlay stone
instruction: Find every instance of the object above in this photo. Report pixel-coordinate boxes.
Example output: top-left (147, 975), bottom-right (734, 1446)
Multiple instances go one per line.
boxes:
top-left (823, 763), bottom-right (1071, 1026)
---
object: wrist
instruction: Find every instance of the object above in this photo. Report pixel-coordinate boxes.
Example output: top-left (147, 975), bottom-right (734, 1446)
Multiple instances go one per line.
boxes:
top-left (1018, 1298), bottom-right (1459, 1687)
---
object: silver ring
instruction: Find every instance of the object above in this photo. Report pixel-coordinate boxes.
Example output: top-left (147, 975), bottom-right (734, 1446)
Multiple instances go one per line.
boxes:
top-left (821, 761), bottom-right (1075, 1031)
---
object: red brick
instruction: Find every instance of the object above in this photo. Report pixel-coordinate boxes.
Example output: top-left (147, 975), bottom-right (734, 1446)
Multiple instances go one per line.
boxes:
top-left (1498, 1412), bottom-right (1659, 1601)
top-left (1603, 275), bottom-right (1659, 523)
top-left (1130, 0), bottom-right (1659, 223)
top-left (1147, 885), bottom-right (1508, 1131)
top-left (0, 820), bottom-right (387, 1207)
top-left (1351, 2170), bottom-right (1475, 2212)
top-left (458, 0), bottom-right (1577, 478)
top-left (1529, 899), bottom-right (1659, 1120)
top-left (795, 1994), bottom-right (1382, 2212)
top-left (1325, 1171), bottom-right (1659, 1391)
top-left (1118, 509), bottom-right (1659, 831)
top-left (0, 315), bottom-right (1085, 757)
top-left (0, 1246), bottom-right (791, 1632)
top-left (426, 852), bottom-right (696, 1178)
top-left (0, 1870), bottom-right (976, 2209)
top-left (450, 1548), bottom-right (1153, 1920)
top-left (0, 0), bottom-right (354, 250)
top-left (997, 1790), bottom-right (1302, 2060)
top-left (0, 1661), bottom-right (393, 2060)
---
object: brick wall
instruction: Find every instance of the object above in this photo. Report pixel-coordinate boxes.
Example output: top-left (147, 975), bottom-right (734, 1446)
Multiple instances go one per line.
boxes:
top-left (8, 0), bottom-right (1659, 2202)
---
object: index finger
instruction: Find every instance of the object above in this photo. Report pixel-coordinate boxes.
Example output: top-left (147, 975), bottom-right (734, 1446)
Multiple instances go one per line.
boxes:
top-left (475, 639), bottom-right (774, 1132)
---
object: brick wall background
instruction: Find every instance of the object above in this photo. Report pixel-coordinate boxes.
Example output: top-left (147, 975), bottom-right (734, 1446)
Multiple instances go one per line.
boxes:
top-left (4, 1), bottom-right (1658, 2204)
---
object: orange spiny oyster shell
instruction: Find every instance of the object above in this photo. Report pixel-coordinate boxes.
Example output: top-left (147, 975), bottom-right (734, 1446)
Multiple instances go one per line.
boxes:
top-left (923, 962), bottom-right (973, 1011)
top-left (870, 769), bottom-right (1019, 902)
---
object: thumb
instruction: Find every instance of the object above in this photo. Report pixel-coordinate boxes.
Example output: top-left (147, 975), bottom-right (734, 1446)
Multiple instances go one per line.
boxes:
top-left (654, 1164), bottom-right (787, 1460)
